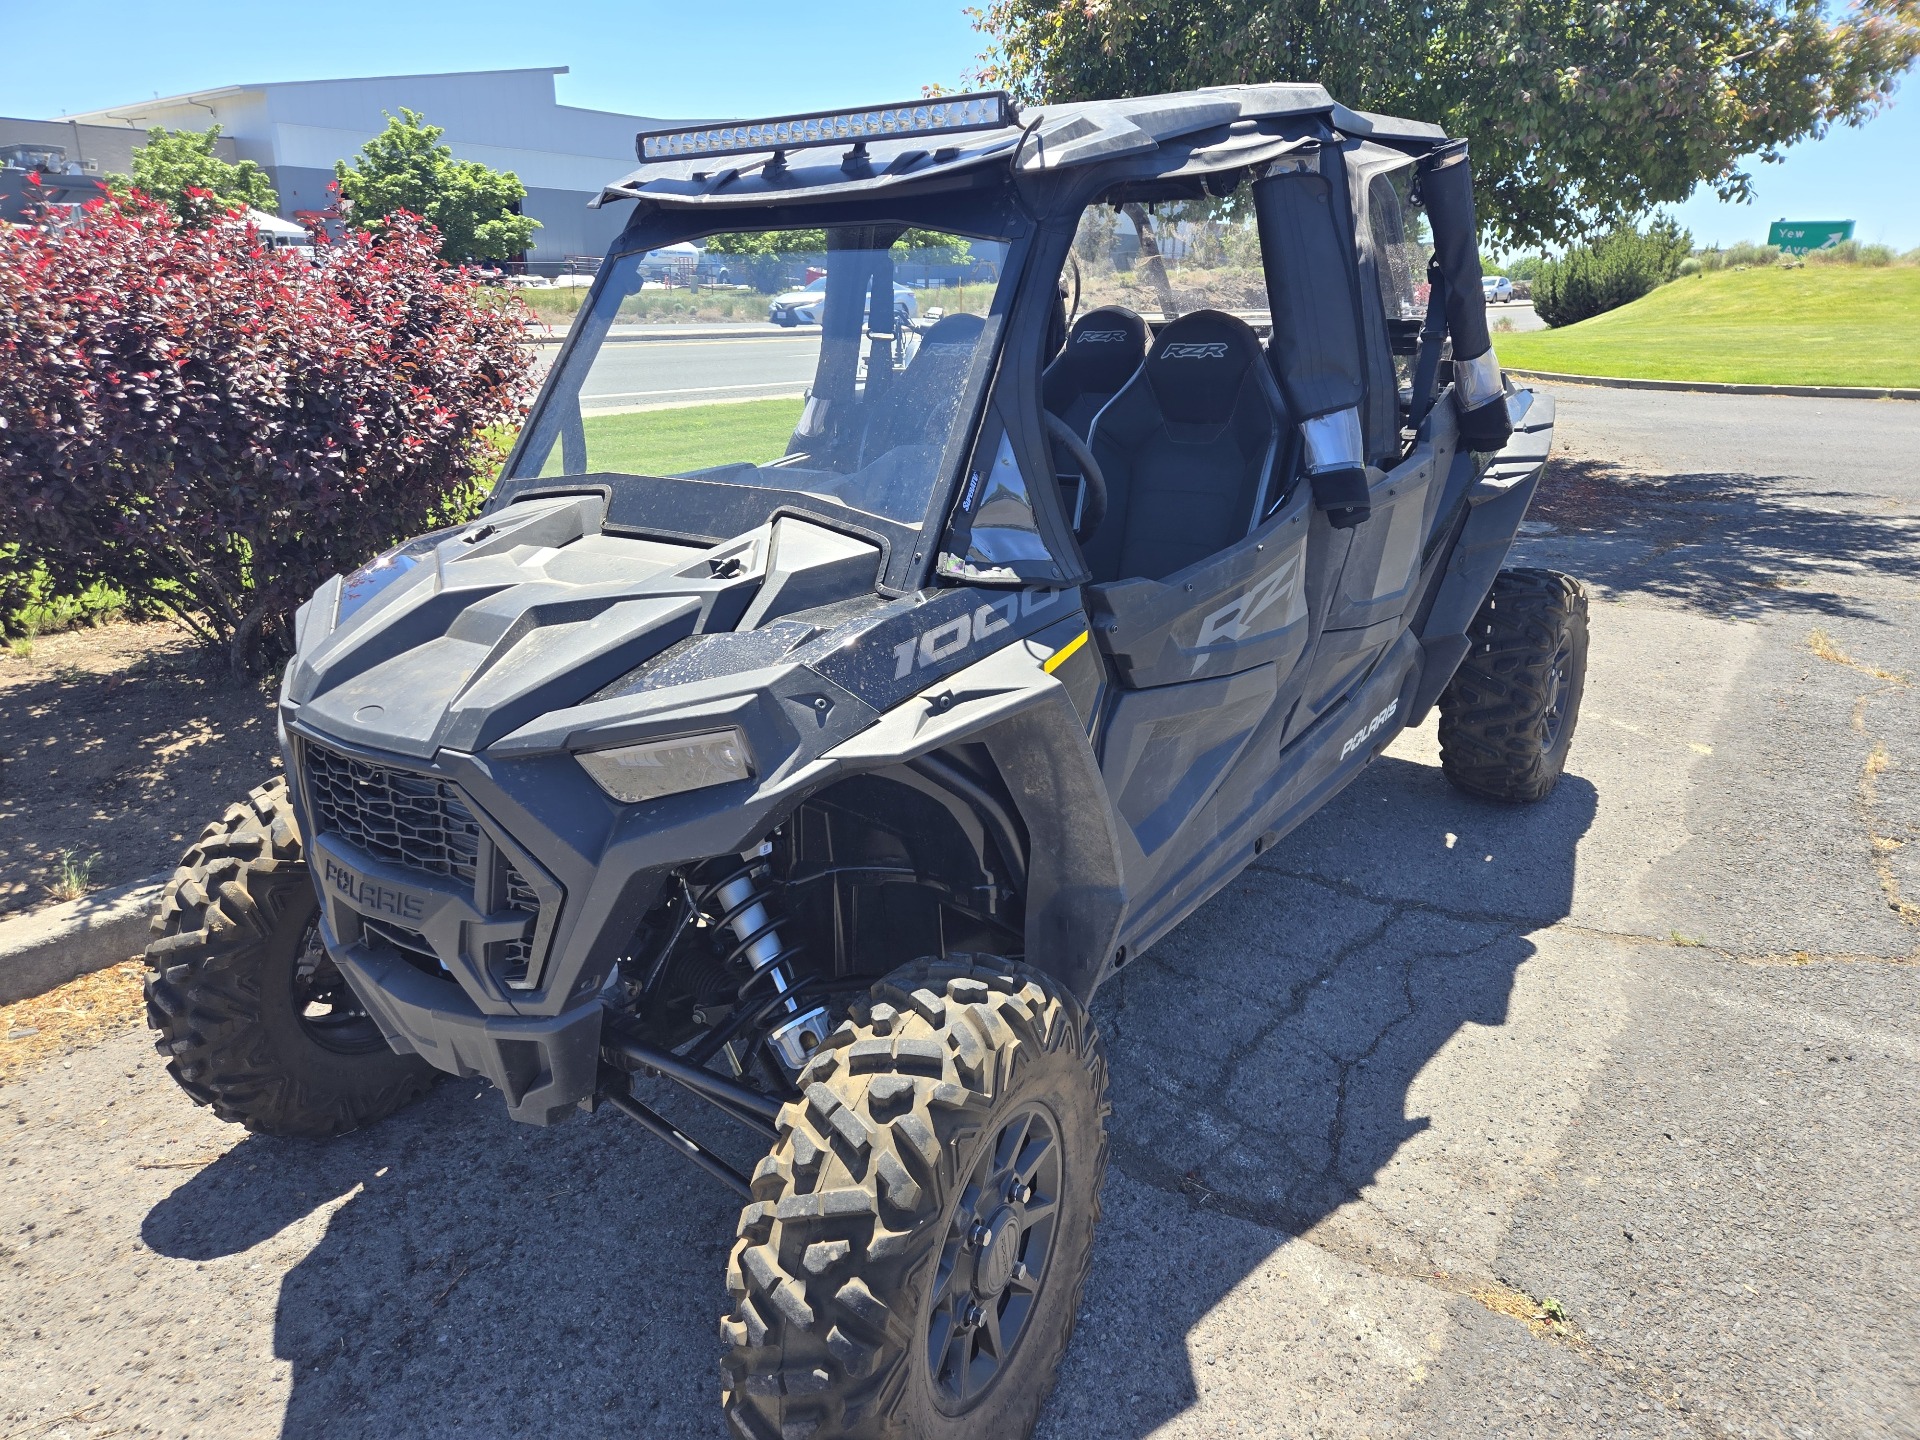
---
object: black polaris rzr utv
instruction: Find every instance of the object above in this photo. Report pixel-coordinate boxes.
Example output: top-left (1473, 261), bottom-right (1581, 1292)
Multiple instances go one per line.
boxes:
top-left (144, 84), bottom-right (1586, 1439)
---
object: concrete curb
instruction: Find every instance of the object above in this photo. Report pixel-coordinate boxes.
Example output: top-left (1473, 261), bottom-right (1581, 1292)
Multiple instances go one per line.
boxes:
top-left (1506, 368), bottom-right (1920, 402)
top-left (0, 873), bottom-right (168, 1006)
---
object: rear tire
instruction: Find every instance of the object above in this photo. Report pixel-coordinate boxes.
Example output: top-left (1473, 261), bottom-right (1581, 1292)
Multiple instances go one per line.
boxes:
top-left (1438, 568), bottom-right (1589, 803)
top-left (143, 776), bottom-right (437, 1138)
top-left (722, 956), bottom-right (1109, 1440)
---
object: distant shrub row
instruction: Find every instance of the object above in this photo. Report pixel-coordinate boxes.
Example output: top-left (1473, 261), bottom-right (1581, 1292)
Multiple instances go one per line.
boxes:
top-left (1681, 239), bottom-right (1918, 272)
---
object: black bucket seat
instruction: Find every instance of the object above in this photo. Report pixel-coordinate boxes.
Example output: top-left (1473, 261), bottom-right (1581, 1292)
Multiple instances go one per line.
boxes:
top-left (1083, 309), bottom-right (1290, 583)
top-left (857, 311), bottom-right (986, 465)
top-left (1042, 306), bottom-right (1151, 441)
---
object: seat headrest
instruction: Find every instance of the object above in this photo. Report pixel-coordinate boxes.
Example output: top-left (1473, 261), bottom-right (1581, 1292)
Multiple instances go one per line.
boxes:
top-left (915, 310), bottom-right (986, 353)
top-left (1143, 310), bottom-right (1265, 425)
top-left (1047, 306), bottom-right (1149, 396)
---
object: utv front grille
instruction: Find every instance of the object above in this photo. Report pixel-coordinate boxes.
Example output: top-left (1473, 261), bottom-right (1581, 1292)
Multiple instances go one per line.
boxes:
top-left (303, 742), bottom-right (545, 988)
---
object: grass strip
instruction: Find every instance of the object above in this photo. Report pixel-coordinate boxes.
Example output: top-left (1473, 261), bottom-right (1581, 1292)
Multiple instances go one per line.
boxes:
top-left (1497, 267), bottom-right (1920, 388)
top-left (543, 397), bottom-right (808, 477)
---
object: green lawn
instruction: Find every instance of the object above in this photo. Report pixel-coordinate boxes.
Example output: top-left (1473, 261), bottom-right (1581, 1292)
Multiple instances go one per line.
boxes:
top-left (1497, 266), bottom-right (1920, 388)
top-left (543, 397), bottom-right (807, 477)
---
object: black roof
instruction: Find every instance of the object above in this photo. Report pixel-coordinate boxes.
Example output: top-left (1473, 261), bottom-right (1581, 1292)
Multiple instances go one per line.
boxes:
top-left (595, 83), bottom-right (1449, 210)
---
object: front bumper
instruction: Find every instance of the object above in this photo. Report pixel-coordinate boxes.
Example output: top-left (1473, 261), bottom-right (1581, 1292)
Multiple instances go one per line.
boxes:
top-left (336, 940), bottom-right (604, 1125)
top-left (311, 831), bottom-right (606, 1124)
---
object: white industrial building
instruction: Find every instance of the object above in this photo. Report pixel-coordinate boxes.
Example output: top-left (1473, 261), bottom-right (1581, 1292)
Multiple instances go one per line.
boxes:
top-left (49, 67), bottom-right (683, 265)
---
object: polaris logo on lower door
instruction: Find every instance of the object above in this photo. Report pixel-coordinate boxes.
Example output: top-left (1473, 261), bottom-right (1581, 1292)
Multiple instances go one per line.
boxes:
top-left (1162, 342), bottom-right (1230, 360)
top-left (1341, 699), bottom-right (1399, 759)
top-left (893, 589), bottom-right (1065, 679)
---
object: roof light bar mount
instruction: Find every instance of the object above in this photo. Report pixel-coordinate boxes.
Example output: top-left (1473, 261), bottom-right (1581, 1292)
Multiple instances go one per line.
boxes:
top-left (635, 92), bottom-right (1016, 166)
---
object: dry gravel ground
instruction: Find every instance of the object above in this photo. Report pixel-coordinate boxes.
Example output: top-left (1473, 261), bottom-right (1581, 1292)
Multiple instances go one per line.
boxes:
top-left (2, 384), bottom-right (1917, 1439)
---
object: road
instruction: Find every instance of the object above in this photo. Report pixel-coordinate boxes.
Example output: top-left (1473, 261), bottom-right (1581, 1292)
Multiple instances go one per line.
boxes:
top-left (1489, 297), bottom-right (1546, 332)
top-left (544, 329), bottom-right (822, 412)
top-left (3, 385), bottom-right (1917, 1439)
top-left (536, 307), bottom-right (1547, 415)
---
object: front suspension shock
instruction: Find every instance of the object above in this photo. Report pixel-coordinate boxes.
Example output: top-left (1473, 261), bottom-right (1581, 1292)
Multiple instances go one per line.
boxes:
top-left (696, 847), bottom-right (832, 1076)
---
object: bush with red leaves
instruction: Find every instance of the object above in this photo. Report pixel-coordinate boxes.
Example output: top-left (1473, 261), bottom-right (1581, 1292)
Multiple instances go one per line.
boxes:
top-left (0, 196), bottom-right (534, 673)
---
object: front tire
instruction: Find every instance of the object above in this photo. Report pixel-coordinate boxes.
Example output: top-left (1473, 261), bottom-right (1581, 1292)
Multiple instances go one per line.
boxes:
top-left (1438, 567), bottom-right (1590, 803)
top-left (722, 957), bottom-right (1109, 1440)
top-left (143, 776), bottom-right (438, 1138)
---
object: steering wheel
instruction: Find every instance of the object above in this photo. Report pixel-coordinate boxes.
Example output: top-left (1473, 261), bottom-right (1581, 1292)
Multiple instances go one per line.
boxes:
top-left (1042, 412), bottom-right (1108, 544)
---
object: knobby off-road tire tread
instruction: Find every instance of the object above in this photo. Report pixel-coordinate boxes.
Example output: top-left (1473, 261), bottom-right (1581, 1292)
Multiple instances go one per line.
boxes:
top-left (721, 956), bottom-right (1110, 1440)
top-left (143, 776), bottom-right (436, 1138)
top-left (1438, 567), bottom-right (1589, 804)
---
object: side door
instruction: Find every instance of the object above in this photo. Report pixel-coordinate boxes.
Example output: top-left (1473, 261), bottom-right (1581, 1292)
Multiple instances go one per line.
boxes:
top-left (1089, 474), bottom-right (1314, 896)
top-left (1293, 146), bottom-right (1447, 725)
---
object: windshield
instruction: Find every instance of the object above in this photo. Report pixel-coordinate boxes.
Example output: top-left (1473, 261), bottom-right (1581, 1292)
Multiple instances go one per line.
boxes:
top-left (510, 224), bottom-right (1009, 527)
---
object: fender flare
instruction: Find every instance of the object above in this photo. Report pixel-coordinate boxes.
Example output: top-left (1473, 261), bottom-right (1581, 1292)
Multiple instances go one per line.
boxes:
top-left (791, 635), bottom-right (1127, 1005)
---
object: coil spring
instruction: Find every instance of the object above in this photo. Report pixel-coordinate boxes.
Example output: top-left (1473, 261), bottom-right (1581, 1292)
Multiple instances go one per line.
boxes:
top-left (693, 854), bottom-right (804, 1007)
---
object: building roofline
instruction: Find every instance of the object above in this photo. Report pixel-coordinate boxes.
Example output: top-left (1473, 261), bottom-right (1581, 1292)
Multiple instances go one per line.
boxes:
top-left (56, 67), bottom-right (571, 123)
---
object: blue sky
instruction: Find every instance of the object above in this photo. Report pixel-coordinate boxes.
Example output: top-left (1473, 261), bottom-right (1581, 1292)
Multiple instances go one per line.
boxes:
top-left (8, 0), bottom-right (1914, 248)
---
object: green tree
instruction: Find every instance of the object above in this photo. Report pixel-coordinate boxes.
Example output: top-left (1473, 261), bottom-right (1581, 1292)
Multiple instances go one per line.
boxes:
top-left (1506, 254), bottom-right (1549, 285)
top-left (107, 125), bottom-right (277, 225)
top-left (705, 228), bottom-right (968, 259)
top-left (972, 0), bottom-right (1920, 249)
top-left (334, 110), bottom-right (538, 262)
top-left (1533, 218), bottom-right (1694, 325)
top-left (706, 227), bottom-right (973, 291)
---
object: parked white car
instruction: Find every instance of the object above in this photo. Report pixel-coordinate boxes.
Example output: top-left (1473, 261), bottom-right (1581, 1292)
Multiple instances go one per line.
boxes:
top-left (768, 275), bottom-right (919, 328)
top-left (1482, 274), bottom-right (1514, 303)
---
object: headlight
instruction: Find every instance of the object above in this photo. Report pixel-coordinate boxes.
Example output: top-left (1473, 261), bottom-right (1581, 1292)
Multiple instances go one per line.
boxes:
top-left (575, 728), bottom-right (754, 803)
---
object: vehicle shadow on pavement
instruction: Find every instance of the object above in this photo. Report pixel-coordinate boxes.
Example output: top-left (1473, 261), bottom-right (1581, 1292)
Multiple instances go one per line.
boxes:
top-left (137, 754), bottom-right (1596, 1439)
top-left (1041, 756), bottom-right (1599, 1438)
top-left (1525, 457), bottom-right (1920, 622)
top-left (142, 1069), bottom-right (761, 1434)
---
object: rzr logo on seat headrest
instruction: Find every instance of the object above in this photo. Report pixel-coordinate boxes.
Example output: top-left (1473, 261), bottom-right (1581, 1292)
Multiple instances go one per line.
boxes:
top-left (1076, 329), bottom-right (1130, 344)
top-left (1162, 342), bottom-right (1230, 360)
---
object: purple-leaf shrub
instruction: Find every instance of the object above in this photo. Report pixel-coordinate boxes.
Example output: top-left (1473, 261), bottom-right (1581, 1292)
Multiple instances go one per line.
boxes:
top-left (0, 194), bottom-right (535, 673)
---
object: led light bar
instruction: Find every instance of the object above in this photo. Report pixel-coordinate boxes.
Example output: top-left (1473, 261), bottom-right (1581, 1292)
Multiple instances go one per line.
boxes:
top-left (636, 91), bottom-right (1015, 163)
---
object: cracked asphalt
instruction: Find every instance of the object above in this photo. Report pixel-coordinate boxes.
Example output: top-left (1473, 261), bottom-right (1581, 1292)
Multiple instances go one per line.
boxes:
top-left (3, 384), bottom-right (1917, 1439)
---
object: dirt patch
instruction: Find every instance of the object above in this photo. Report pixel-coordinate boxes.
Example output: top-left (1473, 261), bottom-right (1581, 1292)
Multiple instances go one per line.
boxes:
top-left (1470, 1281), bottom-right (1576, 1339)
top-left (0, 959), bottom-right (146, 1085)
top-left (0, 622), bottom-right (278, 917)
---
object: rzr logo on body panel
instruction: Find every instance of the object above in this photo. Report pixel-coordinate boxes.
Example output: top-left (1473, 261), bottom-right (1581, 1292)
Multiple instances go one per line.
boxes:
top-left (1192, 555), bottom-right (1304, 671)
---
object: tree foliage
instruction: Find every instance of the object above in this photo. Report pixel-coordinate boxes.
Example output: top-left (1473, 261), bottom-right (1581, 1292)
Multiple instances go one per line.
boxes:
top-left (334, 109), bottom-right (539, 262)
top-left (0, 199), bottom-right (534, 674)
top-left (1532, 218), bottom-right (1694, 325)
top-left (705, 228), bottom-right (974, 290)
top-left (107, 125), bottom-right (278, 225)
top-left (705, 227), bottom-right (971, 259)
top-left (972, 0), bottom-right (1920, 248)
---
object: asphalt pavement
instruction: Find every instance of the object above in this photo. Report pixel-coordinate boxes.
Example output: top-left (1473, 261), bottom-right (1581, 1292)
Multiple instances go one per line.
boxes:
top-left (538, 327), bottom-right (821, 412)
top-left (1489, 298), bottom-right (1546, 332)
top-left (2, 384), bottom-right (1916, 1439)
